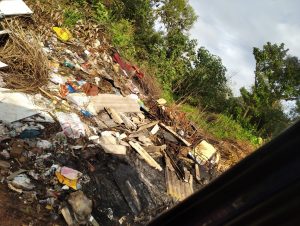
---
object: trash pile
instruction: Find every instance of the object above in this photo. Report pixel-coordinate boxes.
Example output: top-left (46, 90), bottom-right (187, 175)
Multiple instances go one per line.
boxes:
top-left (0, 1), bottom-right (228, 225)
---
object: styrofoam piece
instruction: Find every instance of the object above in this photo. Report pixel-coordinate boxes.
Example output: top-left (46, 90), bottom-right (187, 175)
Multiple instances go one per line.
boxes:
top-left (0, 0), bottom-right (33, 16)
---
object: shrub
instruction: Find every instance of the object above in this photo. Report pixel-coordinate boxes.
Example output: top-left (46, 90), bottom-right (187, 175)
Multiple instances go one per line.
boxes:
top-left (110, 19), bottom-right (135, 52)
top-left (63, 9), bottom-right (82, 27)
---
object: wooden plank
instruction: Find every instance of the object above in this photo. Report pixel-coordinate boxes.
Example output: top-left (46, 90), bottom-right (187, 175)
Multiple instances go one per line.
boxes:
top-left (105, 107), bottom-right (123, 124)
top-left (119, 112), bottom-right (137, 130)
top-left (159, 122), bottom-right (191, 146)
top-left (129, 141), bottom-right (162, 171)
top-left (195, 164), bottom-right (201, 182)
top-left (137, 121), bottom-right (159, 132)
top-left (150, 124), bottom-right (160, 135)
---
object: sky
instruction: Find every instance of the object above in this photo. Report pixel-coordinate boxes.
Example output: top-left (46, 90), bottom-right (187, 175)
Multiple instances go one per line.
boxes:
top-left (189, 0), bottom-right (300, 96)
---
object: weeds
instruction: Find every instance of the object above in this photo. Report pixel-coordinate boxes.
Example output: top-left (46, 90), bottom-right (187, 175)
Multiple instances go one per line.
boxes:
top-left (63, 9), bottom-right (83, 27)
top-left (110, 19), bottom-right (134, 49)
top-left (180, 104), bottom-right (260, 146)
top-left (93, 2), bottom-right (110, 23)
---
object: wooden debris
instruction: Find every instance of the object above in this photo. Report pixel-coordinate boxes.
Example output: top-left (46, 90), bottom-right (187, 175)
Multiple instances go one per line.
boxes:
top-left (183, 167), bottom-right (190, 183)
top-left (93, 117), bottom-right (108, 129)
top-left (144, 145), bottom-right (166, 158)
top-left (150, 124), bottom-right (160, 135)
top-left (159, 122), bottom-right (191, 146)
top-left (98, 112), bottom-right (118, 128)
top-left (128, 130), bottom-right (149, 138)
top-left (61, 206), bottom-right (75, 226)
top-left (105, 107), bottom-right (123, 124)
top-left (119, 112), bottom-right (137, 130)
top-left (137, 121), bottom-right (159, 132)
top-left (165, 155), bottom-right (193, 201)
top-left (129, 141), bottom-right (162, 171)
top-left (195, 164), bottom-right (201, 182)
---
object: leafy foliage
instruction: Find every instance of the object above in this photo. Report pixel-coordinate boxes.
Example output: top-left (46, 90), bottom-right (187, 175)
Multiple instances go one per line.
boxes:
top-left (174, 47), bottom-right (231, 111)
top-left (227, 42), bottom-right (300, 137)
top-left (110, 19), bottom-right (135, 53)
top-left (63, 9), bottom-right (82, 27)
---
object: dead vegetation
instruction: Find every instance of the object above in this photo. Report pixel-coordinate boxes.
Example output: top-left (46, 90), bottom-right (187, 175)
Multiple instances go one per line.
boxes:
top-left (0, 21), bottom-right (49, 93)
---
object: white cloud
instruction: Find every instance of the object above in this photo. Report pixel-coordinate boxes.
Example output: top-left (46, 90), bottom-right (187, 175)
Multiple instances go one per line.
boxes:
top-left (189, 0), bottom-right (300, 96)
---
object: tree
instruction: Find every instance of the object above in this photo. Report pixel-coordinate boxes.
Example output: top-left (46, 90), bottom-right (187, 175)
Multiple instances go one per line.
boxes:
top-left (156, 0), bottom-right (197, 33)
top-left (174, 47), bottom-right (231, 111)
top-left (253, 42), bottom-right (300, 102)
top-left (234, 42), bottom-right (300, 137)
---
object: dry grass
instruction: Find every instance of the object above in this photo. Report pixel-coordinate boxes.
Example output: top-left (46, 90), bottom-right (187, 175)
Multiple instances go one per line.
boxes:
top-left (134, 64), bottom-right (162, 98)
top-left (0, 21), bottom-right (49, 93)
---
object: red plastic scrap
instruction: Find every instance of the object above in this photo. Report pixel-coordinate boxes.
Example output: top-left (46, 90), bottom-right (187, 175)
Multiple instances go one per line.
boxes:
top-left (132, 65), bottom-right (144, 79)
top-left (113, 52), bottom-right (144, 79)
top-left (113, 52), bottom-right (132, 71)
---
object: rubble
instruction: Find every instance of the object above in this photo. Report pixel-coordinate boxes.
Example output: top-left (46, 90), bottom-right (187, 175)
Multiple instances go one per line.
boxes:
top-left (0, 2), bottom-right (250, 225)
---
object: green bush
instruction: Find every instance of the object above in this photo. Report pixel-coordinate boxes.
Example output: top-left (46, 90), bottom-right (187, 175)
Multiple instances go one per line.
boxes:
top-left (63, 9), bottom-right (83, 27)
top-left (93, 2), bottom-right (110, 23)
top-left (110, 19), bottom-right (135, 55)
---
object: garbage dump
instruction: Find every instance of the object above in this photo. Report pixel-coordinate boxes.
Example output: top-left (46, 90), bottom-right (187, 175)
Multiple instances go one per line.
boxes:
top-left (0, 1), bottom-right (252, 225)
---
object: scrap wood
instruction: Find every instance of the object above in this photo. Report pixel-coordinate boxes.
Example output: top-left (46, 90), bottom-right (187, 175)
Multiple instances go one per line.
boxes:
top-left (61, 206), bottom-right (75, 226)
top-left (105, 107), bottom-right (123, 124)
top-left (195, 164), bottom-right (201, 182)
top-left (150, 124), bottom-right (160, 135)
top-left (129, 141), bottom-right (162, 171)
top-left (137, 121), bottom-right (159, 132)
top-left (144, 145), bottom-right (166, 158)
top-left (93, 117), bottom-right (108, 129)
top-left (119, 112), bottom-right (137, 130)
top-left (159, 122), bottom-right (191, 146)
